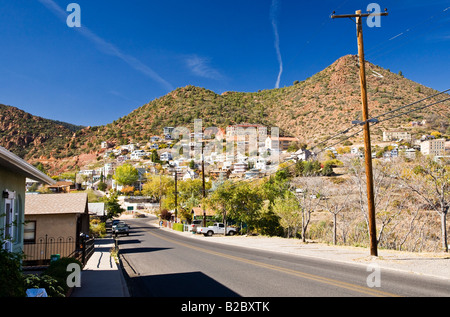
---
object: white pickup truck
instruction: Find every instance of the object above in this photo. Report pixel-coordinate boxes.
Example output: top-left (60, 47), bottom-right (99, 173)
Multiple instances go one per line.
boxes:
top-left (196, 223), bottom-right (237, 236)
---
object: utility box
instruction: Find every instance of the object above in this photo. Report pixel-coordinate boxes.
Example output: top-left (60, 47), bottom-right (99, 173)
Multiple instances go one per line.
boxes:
top-left (50, 254), bottom-right (60, 263)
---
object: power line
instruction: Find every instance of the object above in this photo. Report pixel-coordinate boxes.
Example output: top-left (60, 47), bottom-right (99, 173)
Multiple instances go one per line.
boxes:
top-left (219, 88), bottom-right (450, 192)
top-left (365, 5), bottom-right (450, 60)
top-left (371, 88), bottom-right (450, 122)
top-left (374, 97), bottom-right (450, 125)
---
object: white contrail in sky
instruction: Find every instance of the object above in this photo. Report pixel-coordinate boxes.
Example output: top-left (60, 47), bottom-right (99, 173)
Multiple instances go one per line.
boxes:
top-left (37, 0), bottom-right (174, 92)
top-left (271, 0), bottom-right (283, 89)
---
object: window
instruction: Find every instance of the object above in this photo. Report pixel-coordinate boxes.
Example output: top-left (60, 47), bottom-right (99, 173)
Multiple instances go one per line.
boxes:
top-left (3, 198), bottom-right (14, 251)
top-left (24, 221), bottom-right (36, 244)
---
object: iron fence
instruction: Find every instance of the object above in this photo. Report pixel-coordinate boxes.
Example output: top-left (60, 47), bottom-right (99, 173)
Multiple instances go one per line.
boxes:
top-left (22, 235), bottom-right (94, 267)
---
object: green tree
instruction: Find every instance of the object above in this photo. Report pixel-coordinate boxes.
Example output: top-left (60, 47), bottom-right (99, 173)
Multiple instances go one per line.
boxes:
top-left (261, 170), bottom-right (290, 204)
top-left (151, 150), bottom-right (160, 163)
top-left (177, 179), bottom-right (211, 209)
top-left (113, 163), bottom-right (139, 186)
top-left (272, 191), bottom-right (302, 238)
top-left (98, 181), bottom-right (107, 191)
top-left (207, 181), bottom-right (263, 233)
top-left (321, 162), bottom-right (334, 176)
top-left (104, 194), bottom-right (124, 219)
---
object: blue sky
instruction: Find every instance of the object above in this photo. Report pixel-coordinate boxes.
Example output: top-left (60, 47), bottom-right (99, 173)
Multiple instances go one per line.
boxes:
top-left (0, 0), bottom-right (449, 127)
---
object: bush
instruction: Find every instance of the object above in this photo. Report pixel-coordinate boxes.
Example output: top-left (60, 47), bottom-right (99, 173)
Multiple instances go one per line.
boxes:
top-left (23, 274), bottom-right (65, 297)
top-left (44, 257), bottom-right (82, 293)
top-left (160, 209), bottom-right (172, 221)
top-left (0, 248), bottom-right (26, 297)
top-left (90, 219), bottom-right (106, 238)
top-left (173, 223), bottom-right (184, 232)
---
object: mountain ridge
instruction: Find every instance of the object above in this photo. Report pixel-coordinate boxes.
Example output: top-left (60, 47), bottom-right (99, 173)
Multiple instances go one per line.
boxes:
top-left (1, 54), bottom-right (448, 174)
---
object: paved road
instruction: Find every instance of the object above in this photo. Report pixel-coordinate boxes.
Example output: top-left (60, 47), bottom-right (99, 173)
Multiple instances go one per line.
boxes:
top-left (118, 218), bottom-right (450, 298)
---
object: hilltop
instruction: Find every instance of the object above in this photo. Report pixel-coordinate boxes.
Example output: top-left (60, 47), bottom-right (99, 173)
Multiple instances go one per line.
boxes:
top-left (1, 55), bottom-right (448, 174)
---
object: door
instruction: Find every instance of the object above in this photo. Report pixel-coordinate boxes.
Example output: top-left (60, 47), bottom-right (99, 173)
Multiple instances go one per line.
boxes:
top-left (217, 223), bottom-right (224, 234)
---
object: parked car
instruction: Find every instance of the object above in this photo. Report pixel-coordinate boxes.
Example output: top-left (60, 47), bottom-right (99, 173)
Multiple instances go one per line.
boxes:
top-left (189, 220), bottom-right (203, 233)
top-left (196, 223), bottom-right (237, 236)
top-left (112, 220), bottom-right (131, 230)
top-left (113, 223), bottom-right (129, 236)
top-left (112, 219), bottom-right (123, 229)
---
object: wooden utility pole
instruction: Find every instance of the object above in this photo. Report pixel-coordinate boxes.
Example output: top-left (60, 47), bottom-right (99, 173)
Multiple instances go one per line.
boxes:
top-left (174, 170), bottom-right (178, 222)
top-left (202, 144), bottom-right (207, 227)
top-left (332, 9), bottom-right (388, 257)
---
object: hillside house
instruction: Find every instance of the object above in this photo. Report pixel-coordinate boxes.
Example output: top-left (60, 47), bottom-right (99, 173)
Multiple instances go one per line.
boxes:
top-left (160, 152), bottom-right (173, 161)
top-left (183, 170), bottom-right (198, 180)
top-left (209, 169), bottom-right (231, 180)
top-left (131, 150), bottom-right (147, 160)
top-left (244, 169), bottom-right (261, 179)
top-left (47, 180), bottom-right (76, 193)
top-left (101, 141), bottom-right (114, 149)
top-left (265, 136), bottom-right (299, 152)
top-left (402, 148), bottom-right (417, 159)
top-left (421, 138), bottom-right (446, 157)
top-left (232, 162), bottom-right (248, 174)
top-left (383, 130), bottom-right (412, 142)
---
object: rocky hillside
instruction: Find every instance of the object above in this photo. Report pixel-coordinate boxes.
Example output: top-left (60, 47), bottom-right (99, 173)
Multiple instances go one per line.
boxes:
top-left (0, 104), bottom-right (84, 159)
top-left (1, 55), bottom-right (448, 174)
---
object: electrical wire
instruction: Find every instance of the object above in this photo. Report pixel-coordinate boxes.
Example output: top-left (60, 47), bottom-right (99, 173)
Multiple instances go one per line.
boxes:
top-left (365, 5), bottom-right (450, 60)
top-left (374, 97), bottom-right (450, 125)
top-left (230, 90), bottom-right (450, 187)
top-left (371, 88), bottom-right (450, 121)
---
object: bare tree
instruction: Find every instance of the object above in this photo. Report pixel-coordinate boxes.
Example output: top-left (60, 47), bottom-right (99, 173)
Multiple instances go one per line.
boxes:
top-left (348, 158), bottom-right (405, 246)
top-left (397, 205), bottom-right (421, 251)
top-left (398, 156), bottom-right (449, 252)
top-left (293, 178), bottom-right (324, 242)
top-left (321, 179), bottom-right (353, 245)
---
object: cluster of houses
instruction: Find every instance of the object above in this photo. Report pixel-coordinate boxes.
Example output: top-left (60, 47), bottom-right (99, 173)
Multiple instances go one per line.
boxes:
top-left (78, 125), bottom-right (309, 191)
top-left (81, 125), bottom-right (450, 194)
top-left (326, 129), bottom-right (449, 161)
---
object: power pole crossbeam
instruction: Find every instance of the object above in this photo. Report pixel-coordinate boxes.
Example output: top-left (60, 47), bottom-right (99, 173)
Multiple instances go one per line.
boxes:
top-left (332, 9), bottom-right (388, 257)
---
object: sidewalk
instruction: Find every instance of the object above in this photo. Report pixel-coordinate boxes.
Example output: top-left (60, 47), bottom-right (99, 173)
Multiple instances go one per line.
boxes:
top-left (70, 238), bottom-right (129, 297)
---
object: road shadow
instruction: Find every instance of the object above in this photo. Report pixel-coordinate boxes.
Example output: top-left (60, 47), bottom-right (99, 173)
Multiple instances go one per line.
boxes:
top-left (125, 271), bottom-right (241, 297)
top-left (119, 247), bottom-right (172, 255)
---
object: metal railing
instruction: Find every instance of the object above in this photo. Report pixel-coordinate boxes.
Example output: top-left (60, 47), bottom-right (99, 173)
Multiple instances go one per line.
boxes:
top-left (22, 235), bottom-right (94, 267)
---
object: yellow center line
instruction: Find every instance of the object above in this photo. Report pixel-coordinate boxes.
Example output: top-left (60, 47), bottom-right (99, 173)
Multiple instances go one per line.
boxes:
top-left (142, 227), bottom-right (400, 297)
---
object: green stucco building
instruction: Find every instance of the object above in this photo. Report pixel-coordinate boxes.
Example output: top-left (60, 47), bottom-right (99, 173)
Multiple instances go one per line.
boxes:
top-left (0, 147), bottom-right (54, 254)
